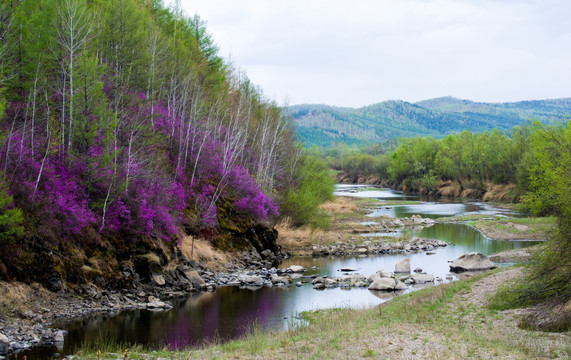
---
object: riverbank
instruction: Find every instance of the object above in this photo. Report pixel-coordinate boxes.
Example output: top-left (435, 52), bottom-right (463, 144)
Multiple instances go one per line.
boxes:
top-left (0, 193), bottom-right (553, 356)
top-left (77, 268), bottom-right (571, 359)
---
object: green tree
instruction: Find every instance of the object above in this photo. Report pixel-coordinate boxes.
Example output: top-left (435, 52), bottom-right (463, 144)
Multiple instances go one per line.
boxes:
top-left (0, 171), bottom-right (23, 242)
top-left (281, 154), bottom-right (335, 228)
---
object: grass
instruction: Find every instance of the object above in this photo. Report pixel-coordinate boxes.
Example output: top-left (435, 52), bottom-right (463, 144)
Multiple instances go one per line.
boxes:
top-left (76, 269), bottom-right (571, 359)
top-left (472, 216), bottom-right (556, 240)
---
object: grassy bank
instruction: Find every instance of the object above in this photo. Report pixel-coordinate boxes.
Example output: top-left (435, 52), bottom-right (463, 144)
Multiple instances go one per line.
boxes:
top-left (470, 217), bottom-right (556, 241)
top-left (77, 268), bottom-right (571, 359)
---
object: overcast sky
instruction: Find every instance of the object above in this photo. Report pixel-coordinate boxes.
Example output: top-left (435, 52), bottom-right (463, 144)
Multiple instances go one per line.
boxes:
top-left (176, 0), bottom-right (571, 108)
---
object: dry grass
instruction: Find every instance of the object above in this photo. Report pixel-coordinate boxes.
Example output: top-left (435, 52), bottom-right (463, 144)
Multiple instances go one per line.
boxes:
top-left (0, 281), bottom-right (54, 316)
top-left (178, 236), bottom-right (230, 270)
top-left (483, 182), bottom-right (517, 202)
top-left (438, 180), bottom-right (462, 197)
top-left (319, 196), bottom-right (359, 213)
top-left (276, 197), bottom-right (372, 253)
top-left (276, 220), bottom-right (342, 251)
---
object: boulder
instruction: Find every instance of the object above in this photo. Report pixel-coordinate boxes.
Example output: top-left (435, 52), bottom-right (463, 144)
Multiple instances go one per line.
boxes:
top-left (367, 274), bottom-right (381, 283)
top-left (151, 273), bottom-right (166, 286)
top-left (313, 283), bottom-right (325, 290)
top-left (146, 297), bottom-right (172, 309)
top-left (368, 278), bottom-right (397, 291)
top-left (394, 258), bottom-right (410, 273)
top-left (53, 330), bottom-right (66, 343)
top-left (379, 270), bottom-right (394, 278)
top-left (182, 269), bottom-right (206, 289)
top-left (238, 275), bottom-right (264, 287)
top-left (413, 267), bottom-right (423, 273)
top-left (270, 274), bottom-right (291, 285)
top-left (411, 273), bottom-right (435, 284)
top-left (288, 265), bottom-right (306, 273)
top-left (394, 280), bottom-right (408, 291)
top-left (0, 333), bottom-right (10, 355)
top-left (449, 253), bottom-right (496, 272)
top-left (340, 267), bottom-right (357, 272)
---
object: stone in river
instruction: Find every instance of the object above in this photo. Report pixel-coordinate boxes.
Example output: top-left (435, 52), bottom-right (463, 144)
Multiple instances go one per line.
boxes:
top-left (368, 278), bottom-right (397, 291)
top-left (394, 258), bottom-right (410, 273)
top-left (449, 252), bottom-right (496, 272)
top-left (288, 265), bottom-right (306, 273)
top-left (340, 267), bottom-right (357, 272)
top-left (411, 273), bottom-right (435, 284)
top-left (238, 275), bottom-right (264, 287)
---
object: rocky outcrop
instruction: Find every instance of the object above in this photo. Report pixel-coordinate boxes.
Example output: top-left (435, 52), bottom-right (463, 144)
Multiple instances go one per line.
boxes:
top-left (449, 253), bottom-right (496, 272)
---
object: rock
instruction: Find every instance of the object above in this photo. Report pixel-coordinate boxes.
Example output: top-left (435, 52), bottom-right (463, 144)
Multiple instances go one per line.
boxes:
top-left (411, 273), bottom-right (435, 284)
top-left (394, 280), bottom-right (408, 290)
top-left (288, 265), bottom-right (306, 273)
top-left (449, 253), bottom-right (496, 272)
top-left (413, 267), bottom-right (423, 273)
top-left (270, 274), bottom-right (291, 285)
top-left (367, 274), bottom-right (381, 283)
top-left (238, 275), bottom-right (264, 287)
top-left (54, 330), bottom-right (66, 343)
top-left (379, 270), bottom-right (394, 278)
top-left (394, 258), bottom-right (410, 273)
top-left (323, 278), bottom-right (337, 287)
top-left (295, 282), bottom-right (303, 287)
top-left (340, 267), bottom-right (357, 272)
top-left (182, 270), bottom-right (206, 288)
top-left (368, 278), bottom-right (397, 291)
top-left (151, 273), bottom-right (166, 286)
top-left (313, 283), bottom-right (325, 290)
top-left (426, 251), bottom-right (436, 255)
top-left (0, 333), bottom-right (9, 355)
top-left (311, 277), bottom-right (324, 285)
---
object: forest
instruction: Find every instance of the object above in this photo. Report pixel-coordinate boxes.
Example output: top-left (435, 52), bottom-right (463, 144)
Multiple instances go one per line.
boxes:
top-left (0, 0), bottom-right (333, 280)
top-left (290, 97), bottom-right (571, 147)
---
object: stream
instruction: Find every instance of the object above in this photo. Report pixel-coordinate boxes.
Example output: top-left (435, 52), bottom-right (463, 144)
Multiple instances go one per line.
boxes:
top-left (17, 185), bottom-right (539, 358)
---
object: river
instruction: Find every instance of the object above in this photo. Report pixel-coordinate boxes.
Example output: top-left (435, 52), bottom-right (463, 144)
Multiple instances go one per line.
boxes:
top-left (16, 185), bottom-right (539, 359)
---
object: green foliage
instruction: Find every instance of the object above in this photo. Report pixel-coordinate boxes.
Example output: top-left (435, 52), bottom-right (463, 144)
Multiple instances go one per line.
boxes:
top-left (0, 172), bottom-right (23, 242)
top-left (281, 154), bottom-right (335, 228)
top-left (490, 121), bottom-right (571, 331)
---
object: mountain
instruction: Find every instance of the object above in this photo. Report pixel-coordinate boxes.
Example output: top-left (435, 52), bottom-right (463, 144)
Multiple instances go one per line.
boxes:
top-left (288, 97), bottom-right (571, 147)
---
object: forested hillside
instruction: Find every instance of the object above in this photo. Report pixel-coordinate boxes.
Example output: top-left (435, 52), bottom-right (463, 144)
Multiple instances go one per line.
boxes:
top-left (0, 0), bottom-right (333, 282)
top-left (290, 97), bottom-right (571, 147)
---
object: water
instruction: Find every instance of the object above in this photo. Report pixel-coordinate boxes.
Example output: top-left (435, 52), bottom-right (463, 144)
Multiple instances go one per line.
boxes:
top-left (16, 185), bottom-right (539, 358)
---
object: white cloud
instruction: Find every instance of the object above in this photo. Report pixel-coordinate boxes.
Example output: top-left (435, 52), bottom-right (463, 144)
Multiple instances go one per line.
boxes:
top-left (176, 0), bottom-right (571, 107)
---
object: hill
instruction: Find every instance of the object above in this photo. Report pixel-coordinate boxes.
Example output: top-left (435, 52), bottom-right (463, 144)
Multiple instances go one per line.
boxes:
top-left (288, 97), bottom-right (571, 147)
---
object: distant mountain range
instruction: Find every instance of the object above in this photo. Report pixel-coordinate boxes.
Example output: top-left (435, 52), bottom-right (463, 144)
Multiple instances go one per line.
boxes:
top-left (287, 97), bottom-right (571, 147)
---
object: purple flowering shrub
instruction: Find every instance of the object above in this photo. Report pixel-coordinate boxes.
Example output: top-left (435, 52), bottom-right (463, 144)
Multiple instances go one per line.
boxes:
top-left (0, 88), bottom-right (280, 243)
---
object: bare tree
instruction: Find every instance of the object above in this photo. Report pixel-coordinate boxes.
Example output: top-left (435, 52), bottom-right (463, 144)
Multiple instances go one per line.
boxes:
top-left (55, 0), bottom-right (92, 153)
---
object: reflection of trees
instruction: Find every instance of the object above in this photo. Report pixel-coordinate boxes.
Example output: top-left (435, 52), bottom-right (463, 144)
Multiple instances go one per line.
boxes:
top-left (159, 287), bottom-right (287, 349)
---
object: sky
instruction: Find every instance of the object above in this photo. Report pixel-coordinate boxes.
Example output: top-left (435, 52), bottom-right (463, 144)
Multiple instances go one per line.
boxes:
top-left (175, 0), bottom-right (571, 108)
